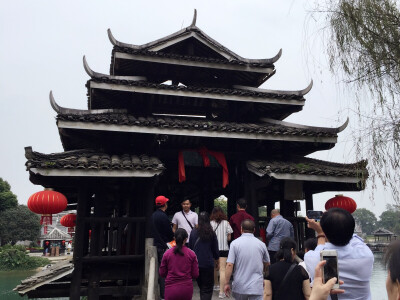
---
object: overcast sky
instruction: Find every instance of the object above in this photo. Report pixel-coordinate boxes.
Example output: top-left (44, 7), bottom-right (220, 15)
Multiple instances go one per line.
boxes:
top-left (0, 0), bottom-right (394, 217)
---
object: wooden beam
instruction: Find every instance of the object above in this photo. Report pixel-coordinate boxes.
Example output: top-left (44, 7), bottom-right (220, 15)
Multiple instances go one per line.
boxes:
top-left (58, 121), bottom-right (336, 144)
top-left (70, 186), bottom-right (89, 300)
top-left (89, 81), bottom-right (305, 106)
top-left (82, 254), bottom-right (144, 263)
top-left (115, 52), bottom-right (274, 73)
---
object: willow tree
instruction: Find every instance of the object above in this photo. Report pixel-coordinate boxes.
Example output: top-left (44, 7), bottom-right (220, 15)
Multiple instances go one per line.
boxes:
top-left (314, 0), bottom-right (400, 202)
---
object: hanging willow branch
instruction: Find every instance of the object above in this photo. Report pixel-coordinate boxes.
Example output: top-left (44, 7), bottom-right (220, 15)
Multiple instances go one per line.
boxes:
top-left (312, 0), bottom-right (400, 202)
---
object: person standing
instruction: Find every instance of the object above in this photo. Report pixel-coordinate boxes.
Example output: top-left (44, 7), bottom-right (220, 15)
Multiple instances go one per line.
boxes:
top-left (264, 237), bottom-right (311, 300)
top-left (304, 208), bottom-right (374, 300)
top-left (151, 195), bottom-right (174, 300)
top-left (172, 198), bottom-right (198, 238)
top-left (189, 211), bottom-right (219, 300)
top-left (229, 198), bottom-right (254, 240)
top-left (210, 206), bottom-right (233, 299)
top-left (224, 219), bottom-right (270, 300)
top-left (159, 228), bottom-right (199, 300)
top-left (266, 209), bottom-right (294, 264)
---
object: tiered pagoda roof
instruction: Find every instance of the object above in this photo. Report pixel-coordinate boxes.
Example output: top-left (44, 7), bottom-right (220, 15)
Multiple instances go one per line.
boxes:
top-left (26, 9), bottom-right (367, 195)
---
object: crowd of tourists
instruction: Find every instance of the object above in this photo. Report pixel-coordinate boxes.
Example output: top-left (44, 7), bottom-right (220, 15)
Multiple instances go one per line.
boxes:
top-left (151, 195), bottom-right (400, 300)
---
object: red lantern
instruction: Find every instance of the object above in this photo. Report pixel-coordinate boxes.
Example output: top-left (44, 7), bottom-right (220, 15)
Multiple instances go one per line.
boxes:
top-left (60, 214), bottom-right (76, 228)
top-left (325, 194), bottom-right (357, 214)
top-left (27, 190), bottom-right (68, 225)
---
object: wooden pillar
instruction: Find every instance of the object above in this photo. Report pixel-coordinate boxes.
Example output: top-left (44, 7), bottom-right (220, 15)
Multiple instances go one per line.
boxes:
top-left (70, 185), bottom-right (89, 300)
top-left (305, 191), bottom-right (315, 239)
top-left (145, 178), bottom-right (156, 238)
top-left (244, 171), bottom-right (259, 236)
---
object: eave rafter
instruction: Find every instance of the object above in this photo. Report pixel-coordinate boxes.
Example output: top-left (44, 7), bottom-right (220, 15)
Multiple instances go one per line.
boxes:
top-left (25, 147), bottom-right (165, 178)
top-left (55, 112), bottom-right (339, 144)
top-left (88, 80), bottom-right (306, 106)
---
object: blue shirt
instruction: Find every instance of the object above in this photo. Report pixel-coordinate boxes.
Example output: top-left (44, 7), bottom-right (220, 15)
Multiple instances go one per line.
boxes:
top-left (304, 234), bottom-right (374, 300)
top-left (266, 215), bottom-right (294, 251)
top-left (188, 228), bottom-right (219, 268)
top-left (227, 233), bottom-right (270, 295)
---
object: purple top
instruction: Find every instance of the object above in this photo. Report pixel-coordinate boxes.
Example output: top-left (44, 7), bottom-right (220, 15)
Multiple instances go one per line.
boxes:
top-left (159, 246), bottom-right (199, 287)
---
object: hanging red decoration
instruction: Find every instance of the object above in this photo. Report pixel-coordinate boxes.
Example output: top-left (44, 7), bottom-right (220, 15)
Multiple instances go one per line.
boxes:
top-left (60, 214), bottom-right (76, 228)
top-left (325, 194), bottom-right (357, 214)
top-left (178, 147), bottom-right (229, 188)
top-left (27, 190), bottom-right (68, 225)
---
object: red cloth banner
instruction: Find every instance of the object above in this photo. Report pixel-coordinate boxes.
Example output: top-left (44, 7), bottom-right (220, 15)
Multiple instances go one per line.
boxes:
top-left (178, 147), bottom-right (229, 188)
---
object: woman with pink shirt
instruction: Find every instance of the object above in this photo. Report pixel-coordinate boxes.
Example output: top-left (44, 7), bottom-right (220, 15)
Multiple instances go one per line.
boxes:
top-left (159, 228), bottom-right (199, 300)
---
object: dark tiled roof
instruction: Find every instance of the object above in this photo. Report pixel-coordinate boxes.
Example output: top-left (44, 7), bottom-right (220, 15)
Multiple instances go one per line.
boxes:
top-left (88, 77), bottom-right (305, 101)
top-left (57, 114), bottom-right (338, 138)
top-left (112, 46), bottom-right (274, 68)
top-left (372, 228), bottom-right (394, 235)
top-left (247, 156), bottom-right (368, 178)
top-left (25, 147), bottom-right (165, 172)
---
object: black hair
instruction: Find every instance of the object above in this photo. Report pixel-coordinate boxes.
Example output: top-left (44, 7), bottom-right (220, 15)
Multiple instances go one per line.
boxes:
top-left (241, 219), bottom-right (255, 233)
top-left (384, 240), bottom-right (400, 283)
top-left (304, 237), bottom-right (317, 251)
top-left (237, 198), bottom-right (247, 209)
top-left (275, 237), bottom-right (297, 263)
top-left (173, 228), bottom-right (188, 256)
top-left (156, 204), bottom-right (166, 209)
top-left (320, 208), bottom-right (355, 246)
top-left (181, 198), bottom-right (191, 203)
top-left (197, 211), bottom-right (214, 241)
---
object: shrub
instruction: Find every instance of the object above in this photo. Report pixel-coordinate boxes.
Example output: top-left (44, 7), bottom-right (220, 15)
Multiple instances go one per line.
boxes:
top-left (0, 245), bottom-right (50, 270)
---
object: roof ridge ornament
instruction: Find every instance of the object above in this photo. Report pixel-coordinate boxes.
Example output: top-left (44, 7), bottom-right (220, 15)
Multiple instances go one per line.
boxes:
top-left (190, 9), bottom-right (197, 28)
top-left (83, 55), bottom-right (147, 81)
top-left (233, 79), bottom-right (313, 97)
top-left (50, 91), bottom-right (127, 115)
top-left (108, 28), bottom-right (140, 49)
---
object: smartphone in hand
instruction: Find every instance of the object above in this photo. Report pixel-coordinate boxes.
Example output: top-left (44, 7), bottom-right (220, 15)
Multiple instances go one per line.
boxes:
top-left (306, 210), bottom-right (323, 222)
top-left (320, 250), bottom-right (340, 289)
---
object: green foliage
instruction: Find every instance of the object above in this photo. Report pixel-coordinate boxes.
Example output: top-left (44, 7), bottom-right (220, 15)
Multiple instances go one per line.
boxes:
top-left (0, 205), bottom-right (41, 246)
top-left (214, 195), bottom-right (228, 215)
top-left (378, 207), bottom-right (400, 235)
top-left (0, 245), bottom-right (50, 270)
top-left (312, 0), bottom-right (400, 202)
top-left (0, 178), bottom-right (18, 212)
top-left (352, 208), bottom-right (377, 234)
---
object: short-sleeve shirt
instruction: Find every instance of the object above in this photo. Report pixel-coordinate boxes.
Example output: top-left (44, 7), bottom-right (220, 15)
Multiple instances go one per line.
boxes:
top-left (210, 220), bottom-right (233, 251)
top-left (304, 234), bottom-right (374, 300)
top-left (227, 233), bottom-right (270, 295)
top-left (172, 210), bottom-right (198, 237)
top-left (266, 261), bottom-right (309, 300)
top-left (266, 215), bottom-right (294, 251)
top-left (229, 210), bottom-right (254, 240)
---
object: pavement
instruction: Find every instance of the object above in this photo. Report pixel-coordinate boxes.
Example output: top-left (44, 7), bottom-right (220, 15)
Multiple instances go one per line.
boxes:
top-left (28, 252), bottom-right (73, 262)
top-left (192, 281), bottom-right (229, 300)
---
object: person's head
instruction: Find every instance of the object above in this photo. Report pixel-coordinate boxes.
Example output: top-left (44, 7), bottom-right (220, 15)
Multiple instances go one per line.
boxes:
top-left (237, 198), bottom-right (247, 210)
top-left (270, 209), bottom-right (280, 218)
top-left (384, 240), bottom-right (400, 300)
top-left (181, 198), bottom-right (192, 213)
top-left (320, 208), bottom-right (355, 246)
top-left (275, 237), bottom-right (297, 263)
top-left (304, 237), bottom-right (317, 253)
top-left (241, 219), bottom-right (255, 234)
top-left (155, 195), bottom-right (169, 210)
top-left (210, 206), bottom-right (227, 223)
top-left (173, 228), bottom-right (188, 256)
top-left (197, 211), bottom-right (213, 241)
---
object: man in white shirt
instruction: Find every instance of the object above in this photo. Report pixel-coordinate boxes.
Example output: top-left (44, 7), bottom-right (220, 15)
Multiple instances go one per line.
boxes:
top-left (172, 198), bottom-right (198, 237)
top-left (304, 208), bottom-right (374, 300)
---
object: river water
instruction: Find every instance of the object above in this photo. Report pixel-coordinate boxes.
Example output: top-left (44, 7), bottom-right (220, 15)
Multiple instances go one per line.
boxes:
top-left (0, 253), bottom-right (388, 299)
